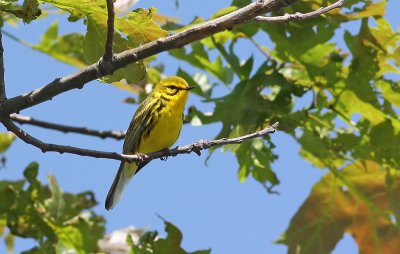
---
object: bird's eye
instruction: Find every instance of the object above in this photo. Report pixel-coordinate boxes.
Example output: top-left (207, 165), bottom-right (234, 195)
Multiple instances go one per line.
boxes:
top-left (167, 85), bottom-right (177, 91)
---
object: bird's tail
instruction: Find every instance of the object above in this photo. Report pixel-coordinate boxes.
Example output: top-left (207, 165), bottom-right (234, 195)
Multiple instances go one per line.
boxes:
top-left (105, 162), bottom-right (138, 210)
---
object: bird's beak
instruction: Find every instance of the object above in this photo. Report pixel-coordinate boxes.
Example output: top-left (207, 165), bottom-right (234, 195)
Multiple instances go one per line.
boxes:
top-left (184, 86), bottom-right (196, 90)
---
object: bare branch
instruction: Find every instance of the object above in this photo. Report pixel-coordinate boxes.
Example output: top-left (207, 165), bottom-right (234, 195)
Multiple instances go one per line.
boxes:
top-left (9, 112), bottom-right (203, 140)
top-left (0, 31), bottom-right (6, 101)
top-left (10, 114), bottom-right (126, 140)
top-left (102, 0), bottom-right (115, 64)
top-left (253, 0), bottom-right (344, 23)
top-left (1, 117), bottom-right (279, 163)
top-left (2, 30), bottom-right (33, 48)
top-left (0, 0), bottom-right (303, 116)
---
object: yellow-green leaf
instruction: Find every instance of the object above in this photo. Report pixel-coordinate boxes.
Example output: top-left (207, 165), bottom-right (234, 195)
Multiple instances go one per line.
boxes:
top-left (0, 132), bottom-right (15, 153)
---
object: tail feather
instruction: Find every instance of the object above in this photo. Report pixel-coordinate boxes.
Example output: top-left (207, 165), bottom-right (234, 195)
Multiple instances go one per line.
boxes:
top-left (105, 162), bottom-right (137, 210)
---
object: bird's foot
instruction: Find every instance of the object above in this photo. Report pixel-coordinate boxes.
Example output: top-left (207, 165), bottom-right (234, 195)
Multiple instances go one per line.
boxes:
top-left (135, 152), bottom-right (146, 166)
top-left (159, 148), bottom-right (171, 161)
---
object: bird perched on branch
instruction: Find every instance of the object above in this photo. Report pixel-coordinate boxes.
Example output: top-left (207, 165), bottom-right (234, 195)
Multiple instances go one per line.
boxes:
top-left (105, 76), bottom-right (194, 210)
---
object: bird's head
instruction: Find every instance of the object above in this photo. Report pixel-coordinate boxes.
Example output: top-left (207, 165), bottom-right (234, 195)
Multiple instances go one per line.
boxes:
top-left (153, 76), bottom-right (195, 98)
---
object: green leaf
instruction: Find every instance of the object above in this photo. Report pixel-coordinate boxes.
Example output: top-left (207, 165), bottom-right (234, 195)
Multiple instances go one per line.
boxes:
top-left (1, 163), bottom-right (104, 253)
top-left (378, 80), bottom-right (400, 109)
top-left (84, 18), bottom-right (146, 83)
top-left (130, 217), bottom-right (211, 254)
top-left (0, 132), bottom-right (15, 153)
top-left (213, 39), bottom-right (250, 80)
top-left (0, 180), bottom-right (25, 213)
top-left (55, 214), bottom-right (105, 254)
top-left (0, 0), bottom-right (41, 23)
top-left (4, 231), bottom-right (14, 254)
top-left (33, 21), bottom-right (86, 68)
top-left (211, 6), bottom-right (237, 19)
top-left (43, 1), bottom-right (168, 82)
top-left (170, 42), bottom-right (234, 84)
top-left (300, 43), bottom-right (335, 67)
top-left (45, 175), bottom-right (66, 224)
top-left (176, 68), bottom-right (213, 99)
top-left (23, 162), bottom-right (39, 183)
top-left (394, 46), bottom-right (400, 66)
top-left (343, 0), bottom-right (386, 20)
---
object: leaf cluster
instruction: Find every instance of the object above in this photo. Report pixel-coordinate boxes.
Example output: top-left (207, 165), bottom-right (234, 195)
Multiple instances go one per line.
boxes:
top-left (0, 160), bottom-right (104, 253)
top-left (2, 0), bottom-right (400, 252)
top-left (128, 218), bottom-right (210, 254)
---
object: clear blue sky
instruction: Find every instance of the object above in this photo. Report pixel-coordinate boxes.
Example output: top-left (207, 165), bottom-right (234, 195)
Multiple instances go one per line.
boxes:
top-left (1, 0), bottom-right (399, 253)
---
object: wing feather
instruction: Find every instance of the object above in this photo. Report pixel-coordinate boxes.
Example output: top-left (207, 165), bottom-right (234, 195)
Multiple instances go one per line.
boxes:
top-left (123, 95), bottom-right (156, 153)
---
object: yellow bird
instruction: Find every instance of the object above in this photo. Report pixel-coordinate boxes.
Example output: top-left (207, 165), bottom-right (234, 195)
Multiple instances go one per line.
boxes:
top-left (105, 76), bottom-right (194, 210)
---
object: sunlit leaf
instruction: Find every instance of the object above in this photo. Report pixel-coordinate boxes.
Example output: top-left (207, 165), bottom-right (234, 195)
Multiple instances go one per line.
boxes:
top-left (278, 161), bottom-right (400, 254)
top-left (46, 175), bottom-right (66, 224)
top-left (176, 68), bottom-right (213, 99)
top-left (378, 80), bottom-right (400, 109)
top-left (1, 163), bottom-right (104, 253)
top-left (170, 42), bottom-right (234, 84)
top-left (33, 21), bottom-right (86, 68)
top-left (43, 0), bottom-right (168, 83)
top-left (0, 0), bottom-right (41, 23)
top-left (0, 132), bottom-right (15, 153)
top-left (130, 217), bottom-right (211, 254)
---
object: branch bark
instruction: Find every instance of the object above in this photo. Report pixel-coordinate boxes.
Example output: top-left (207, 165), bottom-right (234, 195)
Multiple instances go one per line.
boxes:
top-left (10, 114), bottom-right (126, 140)
top-left (9, 113), bottom-right (200, 139)
top-left (253, 0), bottom-right (344, 23)
top-left (1, 117), bottom-right (278, 163)
top-left (0, 31), bottom-right (6, 101)
top-left (0, 0), bottom-right (342, 163)
top-left (103, 0), bottom-right (115, 61)
top-left (0, 0), bottom-right (300, 116)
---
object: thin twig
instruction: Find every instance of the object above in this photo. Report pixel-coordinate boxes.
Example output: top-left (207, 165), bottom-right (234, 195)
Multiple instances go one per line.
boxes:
top-left (103, 0), bottom-right (115, 63)
top-left (0, 31), bottom-right (6, 101)
top-left (1, 118), bottom-right (279, 163)
top-left (0, 0), bottom-right (303, 116)
top-left (249, 37), bottom-right (271, 60)
top-left (253, 0), bottom-right (344, 23)
top-left (9, 113), bottom-right (196, 139)
top-left (2, 30), bottom-right (33, 48)
top-left (10, 114), bottom-right (126, 140)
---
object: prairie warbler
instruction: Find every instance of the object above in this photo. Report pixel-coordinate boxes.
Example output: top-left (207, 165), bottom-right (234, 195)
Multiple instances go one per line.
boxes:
top-left (105, 76), bottom-right (194, 210)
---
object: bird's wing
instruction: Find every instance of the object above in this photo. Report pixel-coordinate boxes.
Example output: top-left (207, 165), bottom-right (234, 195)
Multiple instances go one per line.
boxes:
top-left (123, 96), bottom-right (155, 153)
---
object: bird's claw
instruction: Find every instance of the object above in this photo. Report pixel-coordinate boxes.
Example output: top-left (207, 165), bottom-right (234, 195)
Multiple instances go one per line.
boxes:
top-left (135, 153), bottom-right (146, 166)
top-left (159, 148), bottom-right (171, 161)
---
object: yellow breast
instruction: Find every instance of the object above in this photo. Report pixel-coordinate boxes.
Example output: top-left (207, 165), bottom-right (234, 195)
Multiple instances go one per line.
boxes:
top-left (137, 90), bottom-right (188, 154)
top-left (138, 107), bottom-right (183, 154)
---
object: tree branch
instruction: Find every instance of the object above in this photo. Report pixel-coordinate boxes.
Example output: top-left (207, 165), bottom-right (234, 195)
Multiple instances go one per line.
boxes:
top-left (1, 117), bottom-right (279, 163)
top-left (0, 31), bottom-right (6, 101)
top-left (101, 0), bottom-right (115, 66)
top-left (9, 112), bottom-right (204, 140)
top-left (253, 0), bottom-right (344, 23)
top-left (10, 114), bottom-right (126, 140)
top-left (0, 0), bottom-right (302, 116)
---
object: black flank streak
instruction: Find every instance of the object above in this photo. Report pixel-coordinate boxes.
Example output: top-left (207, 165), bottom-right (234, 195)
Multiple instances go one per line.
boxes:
top-left (143, 115), bottom-right (155, 138)
top-left (160, 95), bottom-right (171, 102)
top-left (139, 108), bottom-right (154, 140)
top-left (155, 101), bottom-right (166, 113)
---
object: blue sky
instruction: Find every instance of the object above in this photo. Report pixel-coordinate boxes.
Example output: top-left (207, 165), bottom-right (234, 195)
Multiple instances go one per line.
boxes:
top-left (1, 0), bottom-right (399, 253)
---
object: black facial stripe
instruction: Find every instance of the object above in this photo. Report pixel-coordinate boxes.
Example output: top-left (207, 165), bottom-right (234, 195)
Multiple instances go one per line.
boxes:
top-left (166, 89), bottom-right (179, 96)
top-left (166, 84), bottom-right (188, 91)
